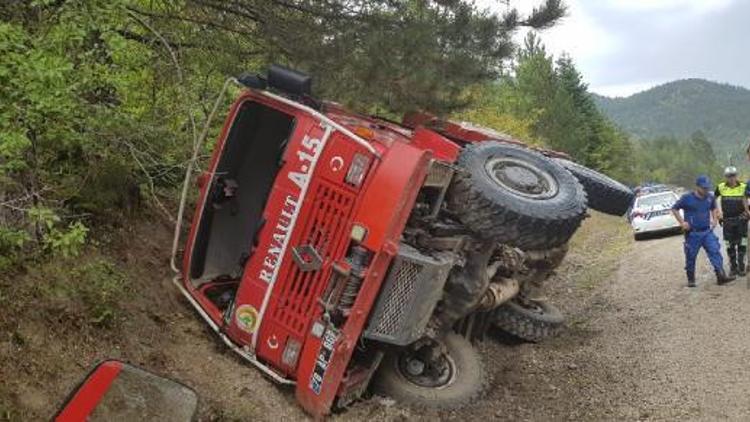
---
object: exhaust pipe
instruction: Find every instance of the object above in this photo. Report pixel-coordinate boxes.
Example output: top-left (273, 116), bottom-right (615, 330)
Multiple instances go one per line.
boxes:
top-left (478, 277), bottom-right (520, 310)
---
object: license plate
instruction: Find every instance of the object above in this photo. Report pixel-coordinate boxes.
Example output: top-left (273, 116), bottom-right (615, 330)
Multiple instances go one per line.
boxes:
top-left (646, 210), bottom-right (670, 220)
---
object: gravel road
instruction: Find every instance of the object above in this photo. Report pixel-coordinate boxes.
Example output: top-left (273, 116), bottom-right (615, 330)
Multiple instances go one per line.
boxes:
top-left (603, 233), bottom-right (750, 420)
top-left (475, 231), bottom-right (750, 421)
top-left (541, 231), bottom-right (750, 421)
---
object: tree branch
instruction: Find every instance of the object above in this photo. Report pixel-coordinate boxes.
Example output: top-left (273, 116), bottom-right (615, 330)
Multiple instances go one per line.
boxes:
top-left (117, 29), bottom-right (198, 49)
top-left (126, 6), bottom-right (261, 40)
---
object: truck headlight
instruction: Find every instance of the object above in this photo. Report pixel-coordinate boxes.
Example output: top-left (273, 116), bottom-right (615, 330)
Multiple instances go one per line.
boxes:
top-left (345, 153), bottom-right (370, 187)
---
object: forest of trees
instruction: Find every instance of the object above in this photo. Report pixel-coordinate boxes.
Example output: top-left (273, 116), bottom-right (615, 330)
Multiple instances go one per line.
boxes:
top-left (631, 131), bottom-right (720, 188)
top-left (456, 33), bottom-right (635, 183)
top-left (0, 0), bottom-right (722, 268)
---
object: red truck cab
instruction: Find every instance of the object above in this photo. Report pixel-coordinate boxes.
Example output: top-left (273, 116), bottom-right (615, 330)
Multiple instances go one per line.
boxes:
top-left (176, 67), bottom-right (461, 417)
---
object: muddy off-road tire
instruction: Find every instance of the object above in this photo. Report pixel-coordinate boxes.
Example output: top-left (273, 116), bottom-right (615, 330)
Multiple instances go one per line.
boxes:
top-left (371, 333), bottom-right (484, 408)
top-left (556, 159), bottom-right (634, 216)
top-left (494, 298), bottom-right (564, 342)
top-left (448, 142), bottom-right (587, 250)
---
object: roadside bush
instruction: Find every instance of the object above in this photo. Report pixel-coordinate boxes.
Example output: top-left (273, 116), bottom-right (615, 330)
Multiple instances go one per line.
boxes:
top-left (34, 258), bottom-right (127, 328)
top-left (28, 207), bottom-right (89, 258)
top-left (0, 228), bottom-right (29, 271)
top-left (454, 83), bottom-right (542, 145)
top-left (72, 259), bottom-right (127, 327)
top-left (0, 2), bottom-right (182, 263)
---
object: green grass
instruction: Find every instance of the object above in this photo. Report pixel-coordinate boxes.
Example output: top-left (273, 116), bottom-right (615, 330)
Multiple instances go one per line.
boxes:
top-left (565, 211), bottom-right (633, 291)
top-left (556, 212), bottom-right (633, 331)
top-left (27, 257), bottom-right (128, 328)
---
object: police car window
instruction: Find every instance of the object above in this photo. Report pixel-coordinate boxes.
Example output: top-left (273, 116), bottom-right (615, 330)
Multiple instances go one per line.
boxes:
top-left (636, 193), bottom-right (676, 208)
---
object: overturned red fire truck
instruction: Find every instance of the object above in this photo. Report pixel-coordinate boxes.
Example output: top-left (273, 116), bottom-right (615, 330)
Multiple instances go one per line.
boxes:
top-left (170, 65), bottom-right (634, 418)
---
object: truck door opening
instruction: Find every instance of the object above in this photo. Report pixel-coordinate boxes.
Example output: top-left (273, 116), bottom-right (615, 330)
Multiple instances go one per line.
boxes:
top-left (189, 101), bottom-right (295, 291)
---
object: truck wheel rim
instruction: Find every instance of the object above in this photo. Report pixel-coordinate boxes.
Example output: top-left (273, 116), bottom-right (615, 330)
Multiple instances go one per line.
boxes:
top-left (485, 157), bottom-right (559, 199)
top-left (397, 349), bottom-right (457, 388)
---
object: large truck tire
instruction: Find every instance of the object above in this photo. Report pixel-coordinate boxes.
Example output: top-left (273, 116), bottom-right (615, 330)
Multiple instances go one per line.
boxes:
top-left (448, 142), bottom-right (587, 250)
top-left (493, 298), bottom-right (564, 342)
top-left (371, 333), bottom-right (484, 408)
top-left (556, 159), bottom-right (634, 216)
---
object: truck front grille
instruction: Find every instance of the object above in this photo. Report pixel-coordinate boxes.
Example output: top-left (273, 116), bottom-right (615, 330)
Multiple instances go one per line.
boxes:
top-left (366, 260), bottom-right (421, 336)
top-left (269, 181), bottom-right (355, 337)
top-left (363, 244), bottom-right (454, 345)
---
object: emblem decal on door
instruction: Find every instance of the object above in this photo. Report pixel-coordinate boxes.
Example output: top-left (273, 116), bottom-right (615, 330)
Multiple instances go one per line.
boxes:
top-left (235, 305), bottom-right (259, 333)
top-left (330, 156), bottom-right (344, 172)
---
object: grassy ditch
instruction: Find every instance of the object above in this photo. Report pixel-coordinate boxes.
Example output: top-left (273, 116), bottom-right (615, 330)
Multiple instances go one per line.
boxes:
top-left (546, 211), bottom-right (634, 333)
top-left (561, 211), bottom-right (633, 291)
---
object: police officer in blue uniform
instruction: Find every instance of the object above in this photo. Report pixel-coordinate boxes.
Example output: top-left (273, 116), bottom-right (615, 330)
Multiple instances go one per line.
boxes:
top-left (671, 175), bottom-right (736, 287)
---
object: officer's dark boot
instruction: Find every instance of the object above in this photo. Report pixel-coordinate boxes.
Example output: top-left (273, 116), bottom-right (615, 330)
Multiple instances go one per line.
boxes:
top-left (738, 245), bottom-right (747, 276)
top-left (717, 270), bottom-right (736, 285)
top-left (687, 272), bottom-right (696, 288)
top-left (728, 245), bottom-right (738, 276)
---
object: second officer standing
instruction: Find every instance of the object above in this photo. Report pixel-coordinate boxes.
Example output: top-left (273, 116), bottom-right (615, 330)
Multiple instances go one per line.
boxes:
top-left (715, 166), bottom-right (749, 276)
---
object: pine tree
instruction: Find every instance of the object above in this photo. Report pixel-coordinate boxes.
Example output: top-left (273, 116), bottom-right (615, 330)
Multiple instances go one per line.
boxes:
top-left (159, 0), bottom-right (567, 113)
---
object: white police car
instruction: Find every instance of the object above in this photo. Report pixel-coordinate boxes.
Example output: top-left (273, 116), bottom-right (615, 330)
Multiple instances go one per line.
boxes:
top-left (630, 191), bottom-right (682, 240)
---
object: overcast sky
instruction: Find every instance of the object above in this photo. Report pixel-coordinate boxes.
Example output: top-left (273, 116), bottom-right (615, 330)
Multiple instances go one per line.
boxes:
top-left (493, 0), bottom-right (748, 97)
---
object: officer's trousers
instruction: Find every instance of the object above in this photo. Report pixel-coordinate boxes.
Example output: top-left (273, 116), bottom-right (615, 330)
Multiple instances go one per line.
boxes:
top-left (684, 229), bottom-right (723, 277)
top-left (723, 217), bottom-right (748, 271)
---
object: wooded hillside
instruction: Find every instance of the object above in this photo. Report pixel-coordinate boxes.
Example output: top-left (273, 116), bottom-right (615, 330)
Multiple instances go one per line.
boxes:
top-left (594, 79), bottom-right (750, 159)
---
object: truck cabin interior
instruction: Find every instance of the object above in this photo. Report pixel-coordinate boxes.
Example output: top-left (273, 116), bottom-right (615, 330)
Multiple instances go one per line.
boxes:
top-left (189, 100), bottom-right (295, 311)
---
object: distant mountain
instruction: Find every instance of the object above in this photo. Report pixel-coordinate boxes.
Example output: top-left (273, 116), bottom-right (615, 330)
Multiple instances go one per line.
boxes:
top-left (593, 79), bottom-right (750, 157)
